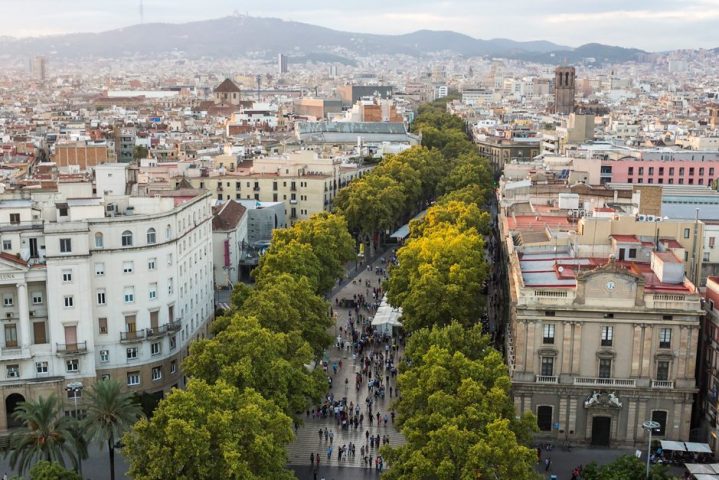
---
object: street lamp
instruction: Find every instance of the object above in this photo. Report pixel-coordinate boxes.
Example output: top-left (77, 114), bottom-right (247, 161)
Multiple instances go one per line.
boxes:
top-left (65, 382), bottom-right (84, 476)
top-left (642, 420), bottom-right (660, 479)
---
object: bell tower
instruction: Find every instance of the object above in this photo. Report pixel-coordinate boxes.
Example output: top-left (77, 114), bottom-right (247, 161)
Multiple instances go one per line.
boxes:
top-left (554, 66), bottom-right (576, 115)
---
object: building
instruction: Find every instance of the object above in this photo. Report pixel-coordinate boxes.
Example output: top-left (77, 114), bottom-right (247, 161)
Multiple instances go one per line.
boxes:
top-left (114, 127), bottom-right (136, 163)
top-left (295, 122), bottom-right (419, 148)
top-left (336, 85), bottom-right (393, 108)
top-left (701, 277), bottom-right (719, 452)
top-left (211, 200), bottom-right (247, 287)
top-left (554, 66), bottom-right (576, 115)
top-left (213, 79), bottom-right (242, 106)
top-left (502, 213), bottom-right (702, 447)
top-left (293, 98), bottom-right (343, 119)
top-left (278, 54), bottom-right (288, 75)
top-left (53, 142), bottom-right (109, 170)
top-left (0, 183), bottom-right (214, 431)
top-left (474, 135), bottom-right (541, 172)
top-left (566, 113), bottom-right (595, 145)
top-left (31, 56), bottom-right (46, 82)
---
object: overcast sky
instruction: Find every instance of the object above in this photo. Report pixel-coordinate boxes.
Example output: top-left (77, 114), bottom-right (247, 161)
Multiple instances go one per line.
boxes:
top-left (3, 0), bottom-right (718, 51)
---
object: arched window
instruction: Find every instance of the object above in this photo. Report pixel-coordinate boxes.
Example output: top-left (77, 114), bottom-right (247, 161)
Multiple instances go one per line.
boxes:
top-left (121, 230), bottom-right (133, 247)
top-left (95, 232), bottom-right (104, 248)
top-left (146, 228), bottom-right (156, 244)
top-left (166, 224), bottom-right (172, 240)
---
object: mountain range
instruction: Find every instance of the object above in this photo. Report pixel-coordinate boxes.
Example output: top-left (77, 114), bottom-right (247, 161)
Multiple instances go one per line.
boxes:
top-left (0, 15), bottom-right (651, 65)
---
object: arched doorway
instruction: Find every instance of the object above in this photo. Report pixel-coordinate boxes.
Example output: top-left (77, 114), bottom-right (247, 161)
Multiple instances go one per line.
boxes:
top-left (5, 393), bottom-right (25, 429)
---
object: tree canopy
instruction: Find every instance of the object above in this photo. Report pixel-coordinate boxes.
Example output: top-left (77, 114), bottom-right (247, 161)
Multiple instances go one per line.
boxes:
top-left (123, 380), bottom-right (295, 480)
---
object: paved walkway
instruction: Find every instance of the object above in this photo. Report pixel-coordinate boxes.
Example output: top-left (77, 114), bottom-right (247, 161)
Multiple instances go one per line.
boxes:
top-left (287, 249), bottom-right (405, 477)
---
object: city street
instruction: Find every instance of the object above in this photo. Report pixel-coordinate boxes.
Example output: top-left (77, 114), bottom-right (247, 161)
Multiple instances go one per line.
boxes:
top-left (287, 249), bottom-right (405, 479)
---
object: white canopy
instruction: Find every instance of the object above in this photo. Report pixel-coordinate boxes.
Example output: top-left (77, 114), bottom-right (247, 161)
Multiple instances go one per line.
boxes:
top-left (693, 474), bottom-right (719, 480)
top-left (371, 296), bottom-right (402, 334)
top-left (661, 440), bottom-right (687, 451)
top-left (686, 442), bottom-right (714, 454)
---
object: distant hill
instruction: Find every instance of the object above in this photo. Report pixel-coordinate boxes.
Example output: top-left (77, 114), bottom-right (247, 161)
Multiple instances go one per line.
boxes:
top-left (516, 43), bottom-right (649, 64)
top-left (0, 15), bottom-right (645, 64)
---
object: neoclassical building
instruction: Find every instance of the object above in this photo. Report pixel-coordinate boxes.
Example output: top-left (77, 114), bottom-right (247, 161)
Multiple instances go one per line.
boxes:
top-left (0, 185), bottom-right (213, 431)
top-left (502, 215), bottom-right (702, 447)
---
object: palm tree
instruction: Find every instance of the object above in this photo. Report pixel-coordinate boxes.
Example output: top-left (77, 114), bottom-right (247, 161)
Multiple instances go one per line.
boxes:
top-left (83, 379), bottom-right (143, 480)
top-left (6, 394), bottom-right (79, 475)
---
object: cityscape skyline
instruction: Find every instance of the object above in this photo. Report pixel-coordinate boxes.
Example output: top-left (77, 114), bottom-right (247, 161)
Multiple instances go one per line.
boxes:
top-left (2, 0), bottom-right (719, 51)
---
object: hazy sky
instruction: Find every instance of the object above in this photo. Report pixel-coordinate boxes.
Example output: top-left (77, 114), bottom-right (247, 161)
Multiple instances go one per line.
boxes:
top-left (3, 0), bottom-right (718, 51)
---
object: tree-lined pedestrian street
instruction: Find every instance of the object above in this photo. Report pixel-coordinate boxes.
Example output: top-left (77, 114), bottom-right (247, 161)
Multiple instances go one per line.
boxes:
top-left (287, 251), bottom-right (405, 476)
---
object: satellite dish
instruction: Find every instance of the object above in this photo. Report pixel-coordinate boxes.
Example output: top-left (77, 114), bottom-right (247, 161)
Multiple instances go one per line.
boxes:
top-left (558, 266), bottom-right (564, 273)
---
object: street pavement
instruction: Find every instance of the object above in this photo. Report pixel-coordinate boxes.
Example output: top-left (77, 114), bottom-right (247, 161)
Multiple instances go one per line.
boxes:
top-left (286, 249), bottom-right (405, 478)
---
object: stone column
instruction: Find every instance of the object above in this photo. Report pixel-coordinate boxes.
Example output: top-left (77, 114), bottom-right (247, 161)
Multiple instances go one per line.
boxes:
top-left (16, 283), bottom-right (30, 348)
top-left (641, 325), bottom-right (653, 377)
top-left (561, 322), bottom-right (573, 374)
top-left (626, 400), bottom-right (637, 442)
top-left (676, 326), bottom-right (689, 379)
top-left (631, 324), bottom-right (642, 377)
top-left (526, 322), bottom-right (536, 373)
top-left (572, 323), bottom-right (582, 374)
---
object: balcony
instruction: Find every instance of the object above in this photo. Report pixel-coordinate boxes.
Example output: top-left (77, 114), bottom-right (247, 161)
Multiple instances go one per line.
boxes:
top-left (536, 375), bottom-right (558, 384)
top-left (574, 377), bottom-right (636, 387)
top-left (56, 341), bottom-right (88, 355)
top-left (166, 320), bottom-right (182, 333)
top-left (146, 321), bottom-right (182, 338)
top-left (651, 380), bottom-right (674, 389)
top-left (120, 330), bottom-right (145, 342)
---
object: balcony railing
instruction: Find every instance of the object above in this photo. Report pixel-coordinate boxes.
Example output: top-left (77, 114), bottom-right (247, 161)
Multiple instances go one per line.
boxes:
top-left (574, 377), bottom-right (636, 387)
top-left (166, 320), bottom-right (181, 333)
top-left (56, 341), bottom-right (88, 354)
top-left (651, 380), bottom-right (674, 389)
top-left (120, 330), bottom-right (145, 342)
top-left (536, 375), bottom-right (558, 384)
top-left (146, 321), bottom-right (182, 338)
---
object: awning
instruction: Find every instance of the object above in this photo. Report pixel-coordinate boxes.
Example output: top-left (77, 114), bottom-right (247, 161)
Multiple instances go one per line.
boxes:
top-left (390, 209), bottom-right (428, 240)
top-left (660, 440), bottom-right (687, 451)
top-left (694, 474), bottom-right (719, 480)
top-left (686, 442), bottom-right (713, 453)
top-left (371, 296), bottom-right (402, 329)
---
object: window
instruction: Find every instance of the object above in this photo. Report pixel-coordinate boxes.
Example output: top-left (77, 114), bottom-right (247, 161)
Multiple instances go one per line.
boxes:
top-left (628, 248), bottom-right (637, 258)
top-left (127, 372), bottom-right (140, 386)
top-left (680, 167), bottom-right (685, 176)
top-left (545, 311), bottom-right (555, 317)
top-left (60, 238), bottom-right (72, 253)
top-left (537, 406), bottom-right (553, 432)
top-left (66, 359), bottom-right (79, 372)
top-left (656, 361), bottom-right (670, 381)
top-left (651, 411), bottom-right (667, 436)
top-left (598, 358), bottom-right (612, 378)
top-left (169, 335), bottom-right (177, 351)
top-left (63, 296), bottom-right (74, 308)
top-left (126, 347), bottom-right (138, 360)
top-left (3, 294), bottom-right (12, 307)
top-left (152, 366), bottom-right (162, 381)
top-left (96, 289), bottom-right (106, 305)
top-left (659, 328), bottom-right (672, 348)
top-left (541, 357), bottom-right (554, 376)
top-left (146, 228), bottom-right (156, 244)
top-left (167, 253), bottom-right (173, 265)
top-left (98, 317), bottom-right (107, 335)
top-left (7, 364), bottom-right (19, 378)
top-left (100, 350), bottom-right (109, 363)
top-left (684, 228), bottom-right (690, 239)
top-left (2, 240), bottom-right (11, 251)
top-left (95, 233), bottom-right (104, 248)
top-left (543, 324), bottom-right (555, 344)
top-left (122, 261), bottom-right (134, 273)
top-left (601, 326), bottom-right (613, 346)
top-left (33, 321), bottom-right (46, 344)
top-left (166, 224), bottom-right (172, 239)
top-left (151, 342), bottom-right (161, 356)
top-left (62, 269), bottom-right (72, 282)
top-left (9, 213), bottom-right (20, 224)
top-left (148, 257), bottom-right (156, 270)
top-left (170, 360), bottom-right (177, 374)
top-left (95, 263), bottom-right (105, 276)
top-left (36, 361), bottom-right (48, 374)
top-left (168, 277), bottom-right (174, 295)
top-left (149, 283), bottom-right (157, 300)
top-left (669, 167), bottom-right (675, 175)
top-left (121, 231), bottom-right (133, 247)
top-left (123, 287), bottom-right (135, 304)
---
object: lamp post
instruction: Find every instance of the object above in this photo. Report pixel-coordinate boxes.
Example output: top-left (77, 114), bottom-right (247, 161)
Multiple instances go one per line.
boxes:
top-left (65, 382), bottom-right (84, 476)
top-left (642, 420), bottom-right (660, 479)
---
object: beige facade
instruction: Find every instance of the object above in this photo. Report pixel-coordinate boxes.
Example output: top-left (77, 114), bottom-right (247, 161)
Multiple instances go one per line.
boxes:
top-left (502, 214), bottom-right (702, 447)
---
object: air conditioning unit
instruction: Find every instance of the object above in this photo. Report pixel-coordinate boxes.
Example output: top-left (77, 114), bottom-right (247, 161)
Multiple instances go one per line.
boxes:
top-left (647, 215), bottom-right (656, 222)
top-left (6, 313), bottom-right (11, 319)
top-left (29, 311), bottom-right (35, 317)
top-left (638, 214), bottom-right (647, 221)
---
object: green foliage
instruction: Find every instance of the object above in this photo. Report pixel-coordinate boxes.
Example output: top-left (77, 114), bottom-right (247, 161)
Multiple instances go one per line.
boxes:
top-left (84, 379), bottom-right (144, 480)
top-left (334, 174), bottom-right (406, 238)
top-left (133, 145), bottom-right (148, 160)
top-left (269, 212), bottom-right (354, 293)
top-left (385, 224), bottom-right (488, 331)
top-left (438, 152), bottom-right (493, 198)
top-left (124, 380), bottom-right (295, 480)
top-left (411, 200), bottom-right (490, 237)
top-left (240, 273), bottom-right (331, 356)
top-left (6, 395), bottom-right (80, 475)
top-left (581, 455), bottom-right (675, 480)
top-left (253, 239), bottom-right (322, 291)
top-left (184, 315), bottom-right (324, 415)
top-left (28, 461), bottom-right (81, 480)
top-left (382, 323), bottom-right (537, 479)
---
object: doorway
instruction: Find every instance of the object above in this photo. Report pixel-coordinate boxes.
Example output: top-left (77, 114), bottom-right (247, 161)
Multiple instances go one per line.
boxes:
top-left (591, 416), bottom-right (611, 446)
top-left (5, 393), bottom-right (25, 429)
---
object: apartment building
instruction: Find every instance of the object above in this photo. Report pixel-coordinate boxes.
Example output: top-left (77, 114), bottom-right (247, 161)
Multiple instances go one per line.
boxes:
top-left (502, 213), bottom-right (702, 447)
top-left (0, 185), bottom-right (213, 431)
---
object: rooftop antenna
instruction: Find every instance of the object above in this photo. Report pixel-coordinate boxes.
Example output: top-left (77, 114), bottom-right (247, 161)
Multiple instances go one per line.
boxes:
top-left (139, 0), bottom-right (144, 24)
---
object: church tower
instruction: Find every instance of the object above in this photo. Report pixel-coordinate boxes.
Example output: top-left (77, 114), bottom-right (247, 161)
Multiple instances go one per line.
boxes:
top-left (554, 66), bottom-right (576, 115)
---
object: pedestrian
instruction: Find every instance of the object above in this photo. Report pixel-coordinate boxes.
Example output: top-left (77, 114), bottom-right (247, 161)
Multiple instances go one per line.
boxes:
top-left (316, 454), bottom-right (320, 468)
top-left (327, 445), bottom-right (332, 460)
top-left (545, 457), bottom-right (551, 472)
top-left (318, 429), bottom-right (323, 442)
top-left (365, 429), bottom-right (370, 441)
top-left (310, 453), bottom-right (314, 465)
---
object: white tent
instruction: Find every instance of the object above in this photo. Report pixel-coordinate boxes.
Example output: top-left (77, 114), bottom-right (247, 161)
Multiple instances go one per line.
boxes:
top-left (661, 440), bottom-right (687, 451)
top-left (372, 296), bottom-right (402, 334)
top-left (686, 442), bottom-right (713, 454)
